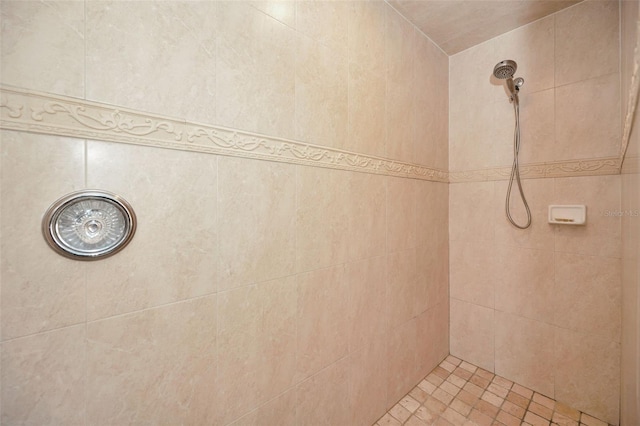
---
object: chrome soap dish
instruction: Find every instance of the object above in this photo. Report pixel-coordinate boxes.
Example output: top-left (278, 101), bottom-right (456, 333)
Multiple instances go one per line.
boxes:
top-left (42, 190), bottom-right (136, 260)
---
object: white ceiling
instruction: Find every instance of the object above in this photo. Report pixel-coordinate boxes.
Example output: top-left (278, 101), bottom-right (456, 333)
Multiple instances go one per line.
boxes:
top-left (389, 0), bottom-right (583, 55)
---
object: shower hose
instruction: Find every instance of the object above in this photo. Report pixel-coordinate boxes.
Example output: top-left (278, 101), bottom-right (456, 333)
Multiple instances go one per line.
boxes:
top-left (506, 101), bottom-right (532, 229)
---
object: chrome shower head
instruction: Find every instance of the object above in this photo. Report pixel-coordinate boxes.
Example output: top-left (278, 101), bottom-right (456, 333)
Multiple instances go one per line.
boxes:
top-left (493, 60), bottom-right (517, 80)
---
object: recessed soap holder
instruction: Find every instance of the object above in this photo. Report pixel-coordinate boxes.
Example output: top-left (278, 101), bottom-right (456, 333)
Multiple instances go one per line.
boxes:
top-left (548, 205), bottom-right (586, 225)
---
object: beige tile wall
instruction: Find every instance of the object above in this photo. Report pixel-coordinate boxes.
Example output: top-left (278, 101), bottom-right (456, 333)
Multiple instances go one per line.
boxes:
top-left (0, 1), bottom-right (449, 424)
top-left (621, 1), bottom-right (640, 425)
top-left (449, 0), bottom-right (620, 172)
top-left (449, 2), bottom-right (622, 424)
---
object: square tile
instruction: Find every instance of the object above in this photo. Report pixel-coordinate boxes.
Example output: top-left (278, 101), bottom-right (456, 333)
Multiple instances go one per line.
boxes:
top-left (453, 367), bottom-right (473, 380)
top-left (528, 401), bottom-right (553, 420)
top-left (433, 388), bottom-right (456, 405)
top-left (447, 374), bottom-right (468, 389)
top-left (441, 381), bottom-right (462, 397)
top-left (511, 383), bottom-right (534, 399)
top-left (532, 392), bottom-right (555, 410)
top-left (390, 403), bottom-right (411, 422)
top-left (400, 396), bottom-right (421, 413)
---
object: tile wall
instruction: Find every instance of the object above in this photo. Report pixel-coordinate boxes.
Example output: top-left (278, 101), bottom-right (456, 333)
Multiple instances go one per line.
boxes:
top-left (449, 1), bottom-right (622, 424)
top-left (0, 1), bottom-right (449, 425)
top-left (621, 1), bottom-right (640, 425)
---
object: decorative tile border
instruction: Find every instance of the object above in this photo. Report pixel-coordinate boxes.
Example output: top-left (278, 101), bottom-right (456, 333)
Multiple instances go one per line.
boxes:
top-left (0, 85), bottom-right (629, 183)
top-left (449, 157), bottom-right (622, 183)
top-left (0, 85), bottom-right (448, 182)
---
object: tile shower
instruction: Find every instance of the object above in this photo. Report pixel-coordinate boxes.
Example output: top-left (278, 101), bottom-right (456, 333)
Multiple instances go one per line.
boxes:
top-left (0, 1), bottom-right (637, 426)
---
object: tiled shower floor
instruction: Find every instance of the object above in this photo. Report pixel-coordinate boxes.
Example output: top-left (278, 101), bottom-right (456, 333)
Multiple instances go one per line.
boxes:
top-left (375, 355), bottom-right (612, 426)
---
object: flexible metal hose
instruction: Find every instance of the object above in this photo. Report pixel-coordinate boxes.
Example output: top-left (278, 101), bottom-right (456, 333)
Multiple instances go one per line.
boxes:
top-left (505, 100), bottom-right (532, 229)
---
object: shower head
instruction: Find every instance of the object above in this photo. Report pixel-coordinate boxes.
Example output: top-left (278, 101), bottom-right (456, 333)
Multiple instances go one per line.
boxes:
top-left (493, 59), bottom-right (523, 105)
top-left (493, 60), bottom-right (517, 79)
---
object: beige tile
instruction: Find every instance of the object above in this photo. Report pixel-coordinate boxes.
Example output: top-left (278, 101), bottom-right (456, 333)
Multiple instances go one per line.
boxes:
top-left (0, 0), bottom-right (84, 96)
top-left (441, 381), bottom-right (461, 397)
top-left (410, 386), bottom-right (429, 403)
top-left (400, 395), bottom-right (421, 413)
top-left (86, 296), bottom-right (217, 424)
top-left (216, 2), bottom-right (296, 138)
top-left (86, 142), bottom-right (217, 320)
top-left (551, 412), bottom-right (579, 426)
top-left (493, 178), bottom-right (555, 252)
top-left (295, 166), bottom-right (349, 272)
top-left (450, 39), bottom-right (496, 107)
top-left (493, 375), bottom-right (513, 389)
top-left (415, 243), bottom-right (449, 315)
top-left (449, 182), bottom-right (495, 242)
top-left (349, 0), bottom-right (386, 77)
top-left (554, 327), bottom-right (620, 425)
top-left (1, 326), bottom-right (85, 425)
top-left (1, 132), bottom-right (85, 340)
top-left (555, 0), bottom-right (619, 86)
top-left (553, 175), bottom-right (622, 258)
top-left (448, 99), bottom-right (495, 171)
top-left (414, 33), bottom-right (449, 171)
top-left (449, 240), bottom-right (495, 309)
top-left (295, 35), bottom-right (348, 148)
top-left (511, 383), bottom-right (534, 399)
top-left (296, 358), bottom-right (350, 426)
top-left (218, 156), bottom-right (296, 290)
top-left (494, 245), bottom-right (555, 322)
top-left (390, 403), bottom-right (412, 423)
top-left (440, 360), bottom-right (456, 373)
top-left (347, 256), bottom-right (387, 352)
top-left (228, 389), bottom-right (296, 426)
top-left (296, 265), bottom-right (348, 381)
top-left (487, 383), bottom-right (508, 398)
top-left (296, 0), bottom-right (348, 52)
top-left (451, 398), bottom-right (473, 416)
top-left (405, 415), bottom-right (428, 426)
top-left (297, 167), bottom-right (384, 273)
top-left (416, 181), bottom-right (449, 250)
top-left (490, 98), bottom-right (517, 168)
top-left (387, 176), bottom-right (417, 252)
top-left (378, 412), bottom-right (402, 426)
top-left (432, 388), bottom-right (455, 405)
top-left (347, 172), bottom-right (387, 261)
top-left (418, 379), bottom-right (437, 394)
top-left (523, 411), bottom-right (549, 426)
top-left (386, 3), bottom-right (416, 87)
top-left (529, 401), bottom-right (553, 420)
top-left (249, 1), bottom-right (295, 27)
top-left (580, 413), bottom-right (609, 426)
top-left (387, 249), bottom-right (417, 328)
top-left (501, 400), bottom-right (525, 419)
top-left (511, 89), bottom-right (555, 165)
top-left (86, 1), bottom-right (217, 123)
top-left (216, 277), bottom-right (296, 423)
top-left (450, 298), bottom-right (494, 372)
top-left (496, 410), bottom-right (521, 426)
top-left (347, 62), bottom-right (386, 157)
top-left (481, 390), bottom-right (504, 407)
top-left (554, 252), bottom-right (621, 341)
top-left (349, 337), bottom-right (388, 426)
top-left (387, 319), bottom-right (418, 405)
top-left (555, 73), bottom-right (621, 161)
top-left (442, 406), bottom-right (468, 426)
top-left (493, 16), bottom-right (555, 96)
top-left (554, 401), bottom-right (581, 421)
top-left (385, 79), bottom-right (415, 162)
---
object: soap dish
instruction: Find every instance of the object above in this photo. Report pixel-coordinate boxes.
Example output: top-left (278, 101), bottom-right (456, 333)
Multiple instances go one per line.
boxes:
top-left (548, 205), bottom-right (586, 225)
